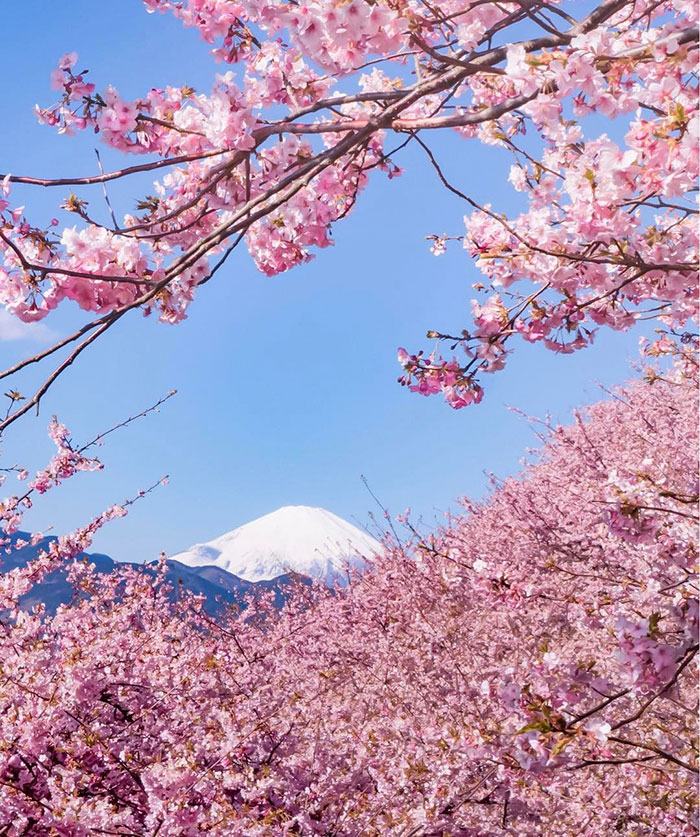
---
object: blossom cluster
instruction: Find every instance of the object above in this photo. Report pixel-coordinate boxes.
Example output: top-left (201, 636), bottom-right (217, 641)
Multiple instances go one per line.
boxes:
top-left (0, 1), bottom-right (695, 412)
top-left (0, 372), bottom-right (696, 834)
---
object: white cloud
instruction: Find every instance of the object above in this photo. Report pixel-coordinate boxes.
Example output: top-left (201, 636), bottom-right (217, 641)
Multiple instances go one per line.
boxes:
top-left (0, 309), bottom-right (55, 342)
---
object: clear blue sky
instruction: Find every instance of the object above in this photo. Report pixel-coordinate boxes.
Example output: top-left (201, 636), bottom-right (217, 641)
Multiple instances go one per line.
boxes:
top-left (2, 2), bottom-right (649, 561)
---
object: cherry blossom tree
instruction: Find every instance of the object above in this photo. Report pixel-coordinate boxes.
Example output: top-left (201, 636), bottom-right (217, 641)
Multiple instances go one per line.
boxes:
top-left (0, 393), bottom-right (173, 603)
top-left (0, 0), bottom-right (696, 421)
top-left (0, 370), bottom-right (696, 834)
top-left (0, 4), bottom-right (697, 833)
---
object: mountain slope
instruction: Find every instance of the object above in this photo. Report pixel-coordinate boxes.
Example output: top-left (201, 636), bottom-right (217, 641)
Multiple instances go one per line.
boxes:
top-left (171, 505), bottom-right (381, 585)
top-left (1, 533), bottom-right (298, 615)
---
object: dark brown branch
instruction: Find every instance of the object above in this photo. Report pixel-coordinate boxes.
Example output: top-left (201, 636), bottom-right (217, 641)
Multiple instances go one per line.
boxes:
top-left (608, 735), bottom-right (698, 774)
top-left (611, 644), bottom-right (699, 731)
top-left (1, 150), bottom-right (227, 187)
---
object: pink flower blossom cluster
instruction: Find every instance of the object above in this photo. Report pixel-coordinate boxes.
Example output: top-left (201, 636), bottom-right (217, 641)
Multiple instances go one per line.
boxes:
top-left (29, 417), bottom-right (102, 495)
top-left (0, 372), bottom-right (696, 833)
top-left (0, 1), bottom-right (694, 412)
top-left (397, 346), bottom-right (484, 408)
top-left (0, 394), bottom-right (172, 604)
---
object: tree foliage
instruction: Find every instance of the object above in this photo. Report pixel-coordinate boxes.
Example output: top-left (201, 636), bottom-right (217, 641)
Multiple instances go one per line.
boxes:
top-left (0, 3), bottom-right (697, 833)
top-left (0, 371), bottom-right (697, 834)
top-left (0, 0), bottom-right (696, 421)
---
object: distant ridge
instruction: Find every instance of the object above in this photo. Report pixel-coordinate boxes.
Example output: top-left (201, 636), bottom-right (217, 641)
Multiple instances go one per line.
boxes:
top-left (1, 533), bottom-right (302, 615)
top-left (3, 507), bottom-right (379, 614)
top-left (171, 505), bottom-right (381, 585)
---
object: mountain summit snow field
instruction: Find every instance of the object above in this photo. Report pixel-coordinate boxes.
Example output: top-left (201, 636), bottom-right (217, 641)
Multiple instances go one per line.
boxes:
top-left (171, 505), bottom-right (381, 585)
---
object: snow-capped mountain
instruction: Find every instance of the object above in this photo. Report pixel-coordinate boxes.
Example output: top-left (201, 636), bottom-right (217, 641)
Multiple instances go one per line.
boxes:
top-left (4, 507), bottom-right (380, 614)
top-left (171, 505), bottom-right (381, 585)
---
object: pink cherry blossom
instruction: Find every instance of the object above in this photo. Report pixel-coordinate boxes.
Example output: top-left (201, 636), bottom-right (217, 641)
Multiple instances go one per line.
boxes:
top-left (0, 1), bottom-right (692, 418)
top-left (0, 371), bottom-right (696, 833)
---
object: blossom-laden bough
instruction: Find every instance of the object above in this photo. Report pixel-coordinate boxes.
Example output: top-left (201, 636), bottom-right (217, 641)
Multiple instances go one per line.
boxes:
top-left (0, 392), bottom-right (173, 607)
top-left (0, 370), bottom-right (696, 835)
top-left (0, 0), bottom-right (696, 423)
top-left (0, 5), bottom-right (697, 831)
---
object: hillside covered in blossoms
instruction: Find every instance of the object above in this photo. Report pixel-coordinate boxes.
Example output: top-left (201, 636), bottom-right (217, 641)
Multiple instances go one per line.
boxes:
top-left (1, 372), bottom-right (697, 834)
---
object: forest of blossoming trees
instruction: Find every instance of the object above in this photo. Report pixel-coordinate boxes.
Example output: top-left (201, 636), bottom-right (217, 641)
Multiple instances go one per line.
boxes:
top-left (0, 0), bottom-right (697, 834)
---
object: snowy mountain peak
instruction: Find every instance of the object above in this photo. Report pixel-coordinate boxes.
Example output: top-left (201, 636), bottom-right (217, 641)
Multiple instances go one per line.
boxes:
top-left (170, 505), bottom-right (381, 585)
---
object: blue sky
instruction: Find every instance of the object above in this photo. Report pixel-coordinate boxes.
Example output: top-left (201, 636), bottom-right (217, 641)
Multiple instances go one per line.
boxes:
top-left (2, 2), bottom-right (650, 560)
